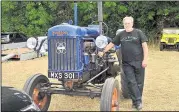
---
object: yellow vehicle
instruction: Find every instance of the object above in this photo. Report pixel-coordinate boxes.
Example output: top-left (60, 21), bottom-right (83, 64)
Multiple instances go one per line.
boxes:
top-left (160, 28), bottom-right (179, 51)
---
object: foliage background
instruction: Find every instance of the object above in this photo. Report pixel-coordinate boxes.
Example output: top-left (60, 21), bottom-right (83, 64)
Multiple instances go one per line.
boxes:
top-left (2, 1), bottom-right (179, 43)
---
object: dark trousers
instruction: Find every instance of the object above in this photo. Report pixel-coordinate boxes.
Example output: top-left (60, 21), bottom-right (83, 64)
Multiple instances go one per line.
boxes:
top-left (122, 61), bottom-right (145, 105)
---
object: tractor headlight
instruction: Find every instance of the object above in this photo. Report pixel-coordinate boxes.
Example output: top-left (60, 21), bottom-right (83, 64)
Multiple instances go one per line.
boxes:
top-left (95, 35), bottom-right (108, 49)
top-left (26, 37), bottom-right (38, 49)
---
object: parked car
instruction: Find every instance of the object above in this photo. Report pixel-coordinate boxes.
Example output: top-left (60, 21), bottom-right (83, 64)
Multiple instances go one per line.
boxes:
top-left (1, 32), bottom-right (28, 44)
top-left (1, 86), bottom-right (40, 111)
top-left (160, 28), bottom-right (179, 51)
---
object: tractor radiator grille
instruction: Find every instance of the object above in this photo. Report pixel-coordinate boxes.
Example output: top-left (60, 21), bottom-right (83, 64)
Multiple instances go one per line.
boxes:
top-left (168, 38), bottom-right (174, 43)
top-left (48, 37), bottom-right (81, 71)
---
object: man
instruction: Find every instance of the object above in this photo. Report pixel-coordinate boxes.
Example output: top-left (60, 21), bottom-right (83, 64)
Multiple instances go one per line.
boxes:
top-left (98, 16), bottom-right (148, 110)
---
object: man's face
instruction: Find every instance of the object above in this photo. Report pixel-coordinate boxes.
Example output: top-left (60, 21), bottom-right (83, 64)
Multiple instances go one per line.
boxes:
top-left (123, 19), bottom-right (133, 31)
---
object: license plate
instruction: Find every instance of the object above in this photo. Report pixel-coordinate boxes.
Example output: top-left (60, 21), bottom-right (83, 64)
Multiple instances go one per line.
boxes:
top-left (48, 72), bottom-right (79, 79)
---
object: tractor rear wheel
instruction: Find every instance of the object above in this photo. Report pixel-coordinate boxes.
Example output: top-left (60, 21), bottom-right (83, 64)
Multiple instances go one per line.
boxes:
top-left (116, 48), bottom-right (130, 99)
top-left (23, 74), bottom-right (51, 111)
top-left (100, 77), bottom-right (120, 111)
top-left (121, 69), bottom-right (130, 99)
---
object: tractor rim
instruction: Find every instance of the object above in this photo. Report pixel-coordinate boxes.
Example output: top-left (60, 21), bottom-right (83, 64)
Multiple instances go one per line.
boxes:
top-left (32, 88), bottom-right (47, 110)
top-left (111, 88), bottom-right (118, 111)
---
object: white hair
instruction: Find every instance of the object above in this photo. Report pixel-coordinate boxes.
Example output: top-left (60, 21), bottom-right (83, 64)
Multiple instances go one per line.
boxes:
top-left (123, 16), bottom-right (134, 24)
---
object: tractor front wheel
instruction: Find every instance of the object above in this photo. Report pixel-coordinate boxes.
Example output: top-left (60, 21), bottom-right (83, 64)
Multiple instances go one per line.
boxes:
top-left (23, 74), bottom-right (51, 111)
top-left (100, 77), bottom-right (120, 111)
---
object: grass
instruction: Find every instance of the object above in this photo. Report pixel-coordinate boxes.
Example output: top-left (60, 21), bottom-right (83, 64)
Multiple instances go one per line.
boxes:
top-left (2, 45), bottom-right (179, 111)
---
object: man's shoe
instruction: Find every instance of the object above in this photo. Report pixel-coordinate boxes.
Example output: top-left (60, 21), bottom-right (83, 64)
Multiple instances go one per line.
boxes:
top-left (136, 103), bottom-right (142, 110)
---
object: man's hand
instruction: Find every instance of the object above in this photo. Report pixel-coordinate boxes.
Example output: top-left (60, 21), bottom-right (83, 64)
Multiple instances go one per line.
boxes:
top-left (142, 59), bottom-right (147, 68)
top-left (142, 42), bottom-right (148, 68)
top-left (98, 52), bottom-right (104, 57)
top-left (97, 42), bottom-right (115, 57)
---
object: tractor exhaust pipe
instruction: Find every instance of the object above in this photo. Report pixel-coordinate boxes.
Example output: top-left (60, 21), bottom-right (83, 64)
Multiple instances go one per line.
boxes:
top-left (98, 1), bottom-right (103, 35)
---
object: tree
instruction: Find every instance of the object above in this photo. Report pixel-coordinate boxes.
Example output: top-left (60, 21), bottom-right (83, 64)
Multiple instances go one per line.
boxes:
top-left (2, 1), bottom-right (179, 42)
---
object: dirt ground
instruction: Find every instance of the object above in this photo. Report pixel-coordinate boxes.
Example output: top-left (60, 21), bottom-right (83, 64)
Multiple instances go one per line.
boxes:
top-left (2, 48), bottom-right (33, 54)
top-left (2, 47), bottom-right (179, 111)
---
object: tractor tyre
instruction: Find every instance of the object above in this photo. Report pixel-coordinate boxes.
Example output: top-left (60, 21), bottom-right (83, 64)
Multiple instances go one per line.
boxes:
top-left (116, 48), bottom-right (122, 72)
top-left (110, 64), bottom-right (120, 77)
top-left (160, 44), bottom-right (164, 51)
top-left (100, 77), bottom-right (120, 111)
top-left (23, 74), bottom-right (51, 111)
top-left (120, 69), bottom-right (130, 99)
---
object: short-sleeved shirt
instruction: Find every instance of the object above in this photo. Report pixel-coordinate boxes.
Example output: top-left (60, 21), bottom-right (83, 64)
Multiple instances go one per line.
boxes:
top-left (112, 29), bottom-right (148, 62)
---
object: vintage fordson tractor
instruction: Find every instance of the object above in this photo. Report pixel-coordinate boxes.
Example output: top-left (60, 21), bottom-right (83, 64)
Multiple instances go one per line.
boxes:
top-left (23, 23), bottom-right (121, 111)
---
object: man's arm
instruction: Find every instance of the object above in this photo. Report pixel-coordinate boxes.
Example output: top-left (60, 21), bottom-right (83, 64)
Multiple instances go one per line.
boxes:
top-left (98, 42), bottom-right (115, 57)
top-left (98, 32), bottom-right (121, 57)
top-left (103, 42), bottom-right (115, 53)
top-left (142, 42), bottom-right (148, 67)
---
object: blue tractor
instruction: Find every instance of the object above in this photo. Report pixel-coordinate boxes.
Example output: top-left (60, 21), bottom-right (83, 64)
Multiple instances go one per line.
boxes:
top-left (23, 23), bottom-right (121, 111)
